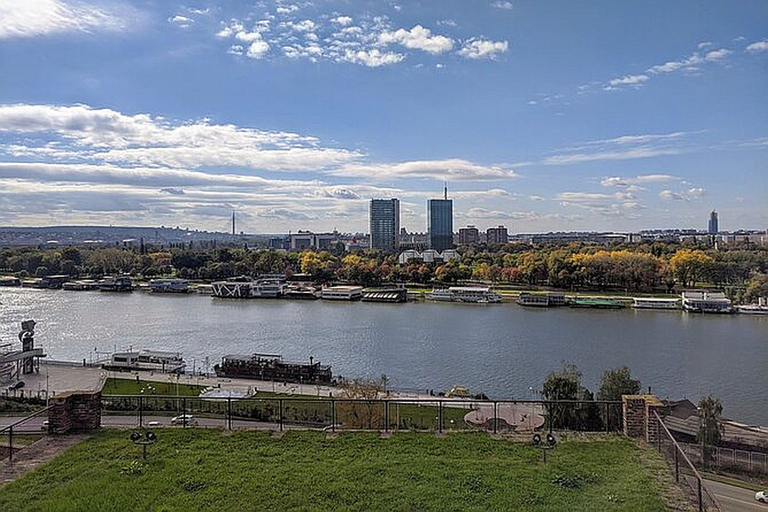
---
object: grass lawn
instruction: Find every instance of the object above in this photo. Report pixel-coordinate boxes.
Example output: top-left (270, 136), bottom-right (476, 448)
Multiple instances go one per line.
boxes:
top-left (102, 378), bottom-right (205, 396)
top-left (0, 430), bottom-right (672, 511)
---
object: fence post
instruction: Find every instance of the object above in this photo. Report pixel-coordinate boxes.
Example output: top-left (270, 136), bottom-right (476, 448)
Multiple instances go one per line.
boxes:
top-left (182, 398), bottom-right (187, 427)
top-left (139, 396), bottom-right (143, 427)
top-left (438, 401), bottom-right (443, 433)
top-left (493, 401), bottom-right (497, 434)
top-left (279, 399), bottom-right (283, 432)
top-left (384, 401), bottom-right (388, 433)
top-left (331, 399), bottom-right (336, 433)
top-left (697, 478), bottom-right (703, 512)
top-left (8, 426), bottom-right (12, 463)
top-left (604, 403), bottom-right (609, 432)
top-left (227, 397), bottom-right (232, 430)
top-left (674, 447), bottom-right (679, 482)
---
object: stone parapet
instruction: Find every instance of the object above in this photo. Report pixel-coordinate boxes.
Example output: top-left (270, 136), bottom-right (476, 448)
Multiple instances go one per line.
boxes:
top-left (47, 391), bottom-right (101, 434)
top-left (622, 394), bottom-right (667, 442)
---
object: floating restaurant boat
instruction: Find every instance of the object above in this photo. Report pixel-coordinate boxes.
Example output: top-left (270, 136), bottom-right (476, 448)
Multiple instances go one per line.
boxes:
top-left (98, 275), bottom-right (133, 292)
top-left (361, 287), bottom-right (408, 303)
top-left (284, 285), bottom-right (320, 300)
top-left (104, 350), bottom-right (186, 373)
top-left (632, 297), bottom-right (681, 310)
top-left (321, 285), bottom-right (363, 301)
top-left (0, 276), bottom-right (21, 287)
top-left (148, 278), bottom-right (189, 293)
top-left (736, 298), bottom-right (768, 315)
top-left (211, 276), bottom-right (286, 298)
top-left (62, 279), bottom-right (100, 291)
top-left (517, 292), bottom-right (567, 307)
top-left (681, 291), bottom-right (733, 314)
top-left (568, 298), bottom-right (625, 309)
top-left (425, 286), bottom-right (502, 303)
top-left (215, 353), bottom-right (333, 384)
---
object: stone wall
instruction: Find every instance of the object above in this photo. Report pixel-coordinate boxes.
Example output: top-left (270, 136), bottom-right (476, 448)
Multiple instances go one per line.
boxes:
top-left (622, 394), bottom-right (667, 442)
top-left (47, 391), bottom-right (101, 434)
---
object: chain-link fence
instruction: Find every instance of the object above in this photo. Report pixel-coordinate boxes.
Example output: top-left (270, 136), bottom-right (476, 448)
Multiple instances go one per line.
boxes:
top-left (677, 442), bottom-right (768, 476)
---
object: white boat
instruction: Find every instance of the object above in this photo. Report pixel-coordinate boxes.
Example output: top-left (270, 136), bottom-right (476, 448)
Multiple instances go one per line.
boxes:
top-left (105, 350), bottom-right (186, 373)
top-left (211, 276), bottom-right (286, 298)
top-left (98, 275), bottom-right (133, 292)
top-left (736, 298), bottom-right (768, 315)
top-left (426, 286), bottom-right (502, 303)
top-left (148, 278), bottom-right (189, 293)
top-left (681, 291), bottom-right (733, 314)
top-left (632, 298), bottom-right (681, 310)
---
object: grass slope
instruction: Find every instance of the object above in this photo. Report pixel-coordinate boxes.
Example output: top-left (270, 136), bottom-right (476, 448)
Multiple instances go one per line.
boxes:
top-left (0, 431), bottom-right (668, 512)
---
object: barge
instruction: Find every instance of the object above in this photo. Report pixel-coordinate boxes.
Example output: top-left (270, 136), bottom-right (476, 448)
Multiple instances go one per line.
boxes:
top-left (98, 275), bottom-right (133, 292)
top-left (426, 286), bottom-right (502, 303)
top-left (215, 353), bottom-right (333, 384)
top-left (568, 298), bottom-right (625, 309)
top-left (149, 278), bottom-right (189, 293)
top-left (362, 287), bottom-right (408, 303)
top-left (632, 298), bottom-right (681, 310)
top-left (517, 292), bottom-right (566, 307)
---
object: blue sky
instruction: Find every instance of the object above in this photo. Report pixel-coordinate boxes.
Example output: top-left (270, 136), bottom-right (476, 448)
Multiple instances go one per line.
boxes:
top-left (0, 0), bottom-right (766, 234)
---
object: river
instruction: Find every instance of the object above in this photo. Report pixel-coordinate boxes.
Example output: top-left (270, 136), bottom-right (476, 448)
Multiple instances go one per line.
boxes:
top-left (0, 288), bottom-right (766, 425)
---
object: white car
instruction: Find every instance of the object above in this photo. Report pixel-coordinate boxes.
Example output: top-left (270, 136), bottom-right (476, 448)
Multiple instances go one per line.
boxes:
top-left (170, 414), bottom-right (198, 426)
top-left (756, 490), bottom-right (767, 504)
top-left (147, 421), bottom-right (162, 427)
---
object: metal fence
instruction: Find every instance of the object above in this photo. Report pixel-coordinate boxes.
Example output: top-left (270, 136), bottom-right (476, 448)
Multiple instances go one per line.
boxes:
top-left (678, 442), bottom-right (768, 475)
top-left (101, 395), bottom-right (624, 434)
top-left (653, 411), bottom-right (721, 512)
top-left (0, 406), bottom-right (52, 462)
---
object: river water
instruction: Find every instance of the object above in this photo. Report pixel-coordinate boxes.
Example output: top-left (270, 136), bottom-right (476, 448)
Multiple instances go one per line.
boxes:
top-left (1, 288), bottom-right (766, 425)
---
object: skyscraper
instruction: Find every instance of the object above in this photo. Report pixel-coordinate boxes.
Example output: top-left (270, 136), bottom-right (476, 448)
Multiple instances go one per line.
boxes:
top-left (428, 187), bottom-right (453, 252)
top-left (369, 198), bottom-right (400, 251)
top-left (708, 210), bottom-right (719, 234)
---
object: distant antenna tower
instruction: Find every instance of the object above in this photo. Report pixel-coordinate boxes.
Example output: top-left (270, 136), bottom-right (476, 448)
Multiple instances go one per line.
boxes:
top-left (444, 182), bottom-right (448, 200)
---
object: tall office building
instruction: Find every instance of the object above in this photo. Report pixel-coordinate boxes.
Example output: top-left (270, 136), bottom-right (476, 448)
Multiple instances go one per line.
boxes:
top-left (708, 210), bottom-right (719, 234)
top-left (427, 187), bottom-right (453, 251)
top-left (369, 198), bottom-right (400, 251)
top-left (458, 226), bottom-right (480, 245)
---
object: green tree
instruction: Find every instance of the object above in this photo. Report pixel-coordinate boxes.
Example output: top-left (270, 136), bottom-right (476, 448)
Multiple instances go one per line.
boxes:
top-left (697, 395), bottom-right (723, 466)
top-left (597, 366), bottom-right (641, 401)
top-left (542, 363), bottom-right (581, 430)
top-left (744, 273), bottom-right (768, 303)
top-left (670, 249), bottom-right (713, 288)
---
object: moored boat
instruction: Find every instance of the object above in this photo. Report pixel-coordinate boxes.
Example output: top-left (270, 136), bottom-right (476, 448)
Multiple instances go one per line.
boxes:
top-left (98, 275), bottom-right (133, 292)
top-left (148, 278), bottom-right (189, 293)
top-left (681, 291), bottom-right (733, 314)
top-left (426, 286), bottom-right (502, 303)
top-left (632, 297), bottom-right (681, 310)
top-left (569, 298), bottom-right (625, 309)
top-left (104, 349), bottom-right (186, 373)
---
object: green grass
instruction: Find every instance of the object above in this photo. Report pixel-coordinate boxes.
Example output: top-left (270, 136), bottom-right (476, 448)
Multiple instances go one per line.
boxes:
top-left (0, 430), bottom-right (670, 511)
top-left (103, 378), bottom-right (205, 397)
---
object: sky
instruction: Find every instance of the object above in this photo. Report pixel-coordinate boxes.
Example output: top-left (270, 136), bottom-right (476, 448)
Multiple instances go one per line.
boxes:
top-left (0, 0), bottom-right (766, 235)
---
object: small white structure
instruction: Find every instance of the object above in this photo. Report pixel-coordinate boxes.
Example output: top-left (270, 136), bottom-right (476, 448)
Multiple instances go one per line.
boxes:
top-left (321, 286), bottom-right (363, 301)
top-left (632, 297), bottom-right (681, 310)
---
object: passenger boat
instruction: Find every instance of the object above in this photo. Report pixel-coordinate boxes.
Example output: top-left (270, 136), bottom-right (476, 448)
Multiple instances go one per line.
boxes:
top-left (211, 276), bottom-right (286, 298)
top-left (0, 277), bottom-right (21, 287)
top-left (568, 298), bottom-right (625, 309)
top-left (98, 275), bottom-right (133, 292)
top-left (284, 285), bottom-right (320, 300)
top-left (681, 291), bottom-right (733, 314)
top-left (361, 287), bottom-right (408, 303)
top-left (215, 353), bottom-right (332, 384)
top-left (426, 286), bottom-right (502, 303)
top-left (62, 279), bottom-right (100, 291)
top-left (632, 298), bottom-right (681, 310)
top-left (104, 350), bottom-right (186, 373)
top-left (736, 298), bottom-right (768, 315)
top-left (148, 278), bottom-right (189, 293)
top-left (517, 292), bottom-right (567, 307)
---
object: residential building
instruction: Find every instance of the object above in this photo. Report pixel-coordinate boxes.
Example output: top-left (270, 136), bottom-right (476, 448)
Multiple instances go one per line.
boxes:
top-left (369, 198), bottom-right (400, 252)
top-left (289, 231), bottom-right (336, 251)
top-left (458, 226), bottom-right (480, 245)
top-left (486, 225), bottom-right (509, 245)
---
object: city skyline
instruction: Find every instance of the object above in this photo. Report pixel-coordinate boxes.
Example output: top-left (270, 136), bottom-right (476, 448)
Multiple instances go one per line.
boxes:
top-left (0, 1), bottom-right (766, 234)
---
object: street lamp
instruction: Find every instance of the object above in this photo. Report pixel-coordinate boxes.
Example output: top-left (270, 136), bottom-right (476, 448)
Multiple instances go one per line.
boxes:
top-left (130, 430), bottom-right (158, 460)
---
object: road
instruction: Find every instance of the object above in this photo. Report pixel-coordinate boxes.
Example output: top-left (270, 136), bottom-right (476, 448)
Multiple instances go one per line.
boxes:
top-left (704, 479), bottom-right (766, 512)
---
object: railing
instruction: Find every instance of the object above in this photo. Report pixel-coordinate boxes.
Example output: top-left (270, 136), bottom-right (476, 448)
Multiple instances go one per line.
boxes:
top-left (101, 395), bottom-right (624, 434)
top-left (653, 411), bottom-right (721, 512)
top-left (0, 406), bottom-right (52, 462)
top-left (678, 442), bottom-right (768, 475)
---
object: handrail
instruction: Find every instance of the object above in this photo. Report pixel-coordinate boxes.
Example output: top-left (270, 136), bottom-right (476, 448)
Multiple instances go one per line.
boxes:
top-left (0, 406), bottom-right (52, 435)
top-left (101, 395), bottom-right (623, 405)
top-left (653, 410), bottom-right (722, 511)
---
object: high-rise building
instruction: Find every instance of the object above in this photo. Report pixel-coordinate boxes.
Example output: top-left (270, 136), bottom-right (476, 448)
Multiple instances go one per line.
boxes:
top-left (369, 198), bottom-right (400, 251)
top-left (486, 225), bottom-right (509, 245)
top-left (458, 226), bottom-right (480, 245)
top-left (708, 210), bottom-right (719, 234)
top-left (428, 187), bottom-right (453, 252)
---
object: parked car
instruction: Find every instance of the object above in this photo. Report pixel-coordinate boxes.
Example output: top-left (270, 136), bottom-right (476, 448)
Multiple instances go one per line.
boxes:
top-left (756, 490), bottom-right (767, 503)
top-left (170, 414), bottom-right (198, 426)
top-left (147, 421), bottom-right (162, 427)
top-left (41, 420), bottom-right (50, 431)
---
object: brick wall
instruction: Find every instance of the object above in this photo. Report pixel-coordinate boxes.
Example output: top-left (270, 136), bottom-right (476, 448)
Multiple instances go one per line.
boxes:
top-left (48, 391), bottom-right (101, 434)
top-left (623, 394), bottom-right (667, 441)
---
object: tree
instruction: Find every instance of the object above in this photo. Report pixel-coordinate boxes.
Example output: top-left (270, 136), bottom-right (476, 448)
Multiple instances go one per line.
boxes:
top-left (542, 363), bottom-right (582, 430)
top-left (335, 375), bottom-right (388, 429)
top-left (697, 395), bottom-right (724, 466)
top-left (597, 366), bottom-right (641, 401)
top-left (744, 273), bottom-right (768, 303)
top-left (670, 249), bottom-right (713, 288)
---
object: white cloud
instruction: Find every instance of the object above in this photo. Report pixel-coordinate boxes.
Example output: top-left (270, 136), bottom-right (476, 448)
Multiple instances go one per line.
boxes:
top-left (698, 41), bottom-right (712, 49)
top-left (246, 40), bottom-right (270, 59)
top-left (276, 4), bottom-right (299, 15)
top-left (491, 1), bottom-right (514, 9)
top-left (608, 74), bottom-right (649, 88)
top-left (330, 159), bottom-right (516, 181)
top-left (687, 187), bottom-right (706, 198)
top-left (169, 15), bottom-right (193, 28)
top-left (0, 0), bottom-right (128, 39)
top-left (227, 45), bottom-right (244, 55)
top-left (647, 53), bottom-right (703, 74)
top-left (528, 195), bottom-right (546, 202)
top-left (341, 48), bottom-right (404, 67)
top-left (746, 40), bottom-right (768, 53)
top-left (379, 25), bottom-right (454, 54)
top-left (331, 16), bottom-right (352, 26)
top-left (659, 190), bottom-right (685, 201)
top-left (704, 48), bottom-right (732, 61)
top-left (437, 19), bottom-right (457, 27)
top-left (545, 132), bottom-right (695, 165)
top-left (601, 174), bottom-right (680, 187)
top-left (457, 38), bottom-right (509, 60)
top-left (659, 188), bottom-right (706, 201)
